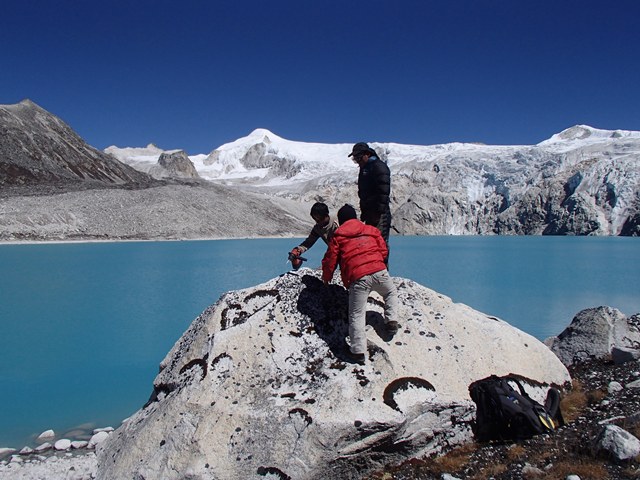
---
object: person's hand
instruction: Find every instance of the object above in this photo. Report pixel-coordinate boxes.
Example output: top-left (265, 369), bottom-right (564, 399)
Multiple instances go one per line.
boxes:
top-left (290, 247), bottom-right (302, 257)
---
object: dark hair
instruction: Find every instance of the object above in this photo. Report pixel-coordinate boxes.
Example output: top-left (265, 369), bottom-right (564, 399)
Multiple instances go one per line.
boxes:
top-left (337, 204), bottom-right (357, 225)
top-left (310, 202), bottom-right (329, 218)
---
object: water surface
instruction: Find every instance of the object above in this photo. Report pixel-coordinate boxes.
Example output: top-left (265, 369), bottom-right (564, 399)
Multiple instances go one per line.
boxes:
top-left (1, 236), bottom-right (638, 448)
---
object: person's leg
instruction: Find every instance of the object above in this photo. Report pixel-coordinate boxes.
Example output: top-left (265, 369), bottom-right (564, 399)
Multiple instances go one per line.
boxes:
top-left (376, 209), bottom-right (391, 266)
top-left (370, 269), bottom-right (399, 328)
top-left (348, 275), bottom-right (373, 354)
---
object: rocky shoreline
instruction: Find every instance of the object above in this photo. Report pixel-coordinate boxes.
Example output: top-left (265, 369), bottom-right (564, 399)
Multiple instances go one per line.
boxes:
top-left (1, 294), bottom-right (638, 480)
top-left (2, 358), bottom-right (637, 480)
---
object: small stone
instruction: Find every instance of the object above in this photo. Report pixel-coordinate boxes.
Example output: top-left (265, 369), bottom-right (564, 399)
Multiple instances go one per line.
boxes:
top-left (566, 475), bottom-right (581, 480)
top-left (596, 424), bottom-right (640, 461)
top-left (93, 426), bottom-right (114, 434)
top-left (608, 381), bottom-right (623, 394)
top-left (626, 379), bottom-right (640, 389)
top-left (36, 429), bottom-right (55, 442)
top-left (71, 440), bottom-right (89, 449)
top-left (0, 448), bottom-right (17, 459)
top-left (34, 442), bottom-right (52, 453)
top-left (54, 439), bottom-right (72, 451)
top-left (88, 431), bottom-right (110, 448)
top-left (10, 455), bottom-right (23, 463)
top-left (522, 463), bottom-right (545, 476)
top-left (18, 447), bottom-right (34, 455)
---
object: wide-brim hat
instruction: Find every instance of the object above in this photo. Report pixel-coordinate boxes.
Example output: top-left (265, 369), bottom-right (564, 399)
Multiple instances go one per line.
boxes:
top-left (348, 142), bottom-right (374, 157)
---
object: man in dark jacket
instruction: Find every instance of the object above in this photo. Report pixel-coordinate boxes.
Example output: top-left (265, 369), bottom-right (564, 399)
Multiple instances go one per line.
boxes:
top-left (348, 142), bottom-right (391, 255)
top-left (322, 204), bottom-right (399, 365)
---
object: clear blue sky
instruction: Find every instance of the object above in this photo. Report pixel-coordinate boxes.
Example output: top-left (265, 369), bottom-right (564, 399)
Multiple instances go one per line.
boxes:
top-left (2, 0), bottom-right (639, 154)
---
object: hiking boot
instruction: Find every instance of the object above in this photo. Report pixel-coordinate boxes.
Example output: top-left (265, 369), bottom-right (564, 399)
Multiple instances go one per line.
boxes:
top-left (385, 321), bottom-right (399, 335)
top-left (346, 351), bottom-right (366, 365)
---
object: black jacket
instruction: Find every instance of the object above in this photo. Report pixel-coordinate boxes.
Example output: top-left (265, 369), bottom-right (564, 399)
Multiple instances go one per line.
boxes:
top-left (358, 156), bottom-right (391, 217)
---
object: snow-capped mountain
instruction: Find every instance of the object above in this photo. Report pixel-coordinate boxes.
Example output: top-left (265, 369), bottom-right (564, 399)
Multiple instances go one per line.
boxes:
top-left (1, 99), bottom-right (637, 238)
top-left (108, 125), bottom-right (640, 236)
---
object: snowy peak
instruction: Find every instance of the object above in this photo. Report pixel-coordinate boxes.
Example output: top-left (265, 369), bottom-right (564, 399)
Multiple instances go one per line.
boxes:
top-left (538, 124), bottom-right (640, 147)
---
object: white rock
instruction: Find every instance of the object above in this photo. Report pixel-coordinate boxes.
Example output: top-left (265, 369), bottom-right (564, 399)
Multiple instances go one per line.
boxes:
top-left (96, 272), bottom-right (571, 480)
top-left (0, 448), bottom-right (17, 459)
top-left (10, 455), bottom-right (23, 464)
top-left (71, 440), bottom-right (89, 449)
top-left (93, 427), bottom-right (114, 434)
top-left (36, 429), bottom-right (55, 442)
top-left (522, 463), bottom-right (545, 476)
top-left (54, 439), bottom-right (72, 451)
top-left (547, 307), bottom-right (640, 367)
top-left (566, 475), bottom-right (582, 480)
top-left (34, 442), bottom-right (52, 453)
top-left (626, 379), bottom-right (640, 389)
top-left (442, 474), bottom-right (463, 480)
top-left (88, 431), bottom-right (110, 448)
top-left (596, 424), bottom-right (640, 461)
top-left (608, 381), bottom-right (624, 394)
top-left (18, 447), bottom-right (34, 455)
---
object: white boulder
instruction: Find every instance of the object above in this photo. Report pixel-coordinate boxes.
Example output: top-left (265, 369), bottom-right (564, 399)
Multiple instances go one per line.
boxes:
top-left (0, 448), bottom-right (17, 459)
top-left (54, 439), bottom-right (72, 451)
top-left (545, 308), bottom-right (640, 366)
top-left (595, 424), bottom-right (640, 461)
top-left (88, 431), bottom-right (110, 449)
top-left (36, 429), bottom-right (55, 442)
top-left (97, 271), bottom-right (570, 480)
top-left (34, 442), bottom-right (52, 453)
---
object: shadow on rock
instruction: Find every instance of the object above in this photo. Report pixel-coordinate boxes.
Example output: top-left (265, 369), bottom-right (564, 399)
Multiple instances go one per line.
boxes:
top-left (296, 274), bottom-right (353, 361)
top-left (296, 274), bottom-right (395, 363)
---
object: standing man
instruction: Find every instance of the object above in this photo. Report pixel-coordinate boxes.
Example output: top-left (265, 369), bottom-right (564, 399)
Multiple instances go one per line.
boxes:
top-left (348, 142), bottom-right (391, 260)
top-left (322, 204), bottom-right (399, 365)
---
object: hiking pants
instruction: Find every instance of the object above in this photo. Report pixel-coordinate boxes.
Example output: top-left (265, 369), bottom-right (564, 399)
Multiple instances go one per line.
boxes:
top-left (348, 269), bottom-right (399, 355)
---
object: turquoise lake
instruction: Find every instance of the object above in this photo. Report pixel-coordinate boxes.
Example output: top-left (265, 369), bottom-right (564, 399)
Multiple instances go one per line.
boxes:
top-left (1, 236), bottom-right (638, 448)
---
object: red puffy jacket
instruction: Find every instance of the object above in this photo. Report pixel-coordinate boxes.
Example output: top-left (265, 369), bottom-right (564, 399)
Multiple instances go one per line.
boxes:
top-left (322, 219), bottom-right (388, 288)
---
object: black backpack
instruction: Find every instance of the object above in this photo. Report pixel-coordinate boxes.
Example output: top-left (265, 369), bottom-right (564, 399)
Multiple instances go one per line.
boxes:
top-left (468, 375), bottom-right (564, 442)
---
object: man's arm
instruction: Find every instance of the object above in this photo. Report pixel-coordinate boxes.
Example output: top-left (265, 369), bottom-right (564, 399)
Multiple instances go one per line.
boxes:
top-left (297, 225), bottom-right (321, 253)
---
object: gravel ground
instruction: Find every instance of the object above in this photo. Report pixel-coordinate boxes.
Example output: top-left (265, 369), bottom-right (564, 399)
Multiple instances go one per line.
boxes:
top-left (369, 358), bottom-right (640, 480)
top-left (0, 183), bottom-right (309, 242)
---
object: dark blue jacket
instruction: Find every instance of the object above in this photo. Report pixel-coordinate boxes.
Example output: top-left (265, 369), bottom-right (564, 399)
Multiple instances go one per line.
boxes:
top-left (358, 155), bottom-right (391, 218)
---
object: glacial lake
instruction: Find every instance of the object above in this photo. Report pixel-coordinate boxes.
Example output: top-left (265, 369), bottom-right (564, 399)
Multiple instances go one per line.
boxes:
top-left (1, 236), bottom-right (638, 448)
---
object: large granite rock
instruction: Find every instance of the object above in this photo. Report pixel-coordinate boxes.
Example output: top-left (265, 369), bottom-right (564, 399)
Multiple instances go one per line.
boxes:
top-left (97, 270), bottom-right (569, 480)
top-left (151, 150), bottom-right (200, 180)
top-left (545, 306), bottom-right (640, 366)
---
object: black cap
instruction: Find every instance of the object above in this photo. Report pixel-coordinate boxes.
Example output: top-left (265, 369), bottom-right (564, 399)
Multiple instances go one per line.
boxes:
top-left (348, 142), bottom-right (373, 157)
top-left (337, 204), bottom-right (357, 225)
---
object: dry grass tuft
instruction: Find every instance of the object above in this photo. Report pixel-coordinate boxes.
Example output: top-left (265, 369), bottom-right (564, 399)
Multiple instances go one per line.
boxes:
top-left (470, 462), bottom-right (508, 480)
top-left (542, 458), bottom-right (610, 479)
top-left (506, 443), bottom-right (527, 461)
top-left (560, 379), bottom-right (588, 422)
top-left (429, 443), bottom-right (477, 474)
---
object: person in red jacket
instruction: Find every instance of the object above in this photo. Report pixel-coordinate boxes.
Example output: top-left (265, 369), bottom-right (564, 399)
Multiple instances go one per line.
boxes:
top-left (322, 204), bottom-right (399, 365)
